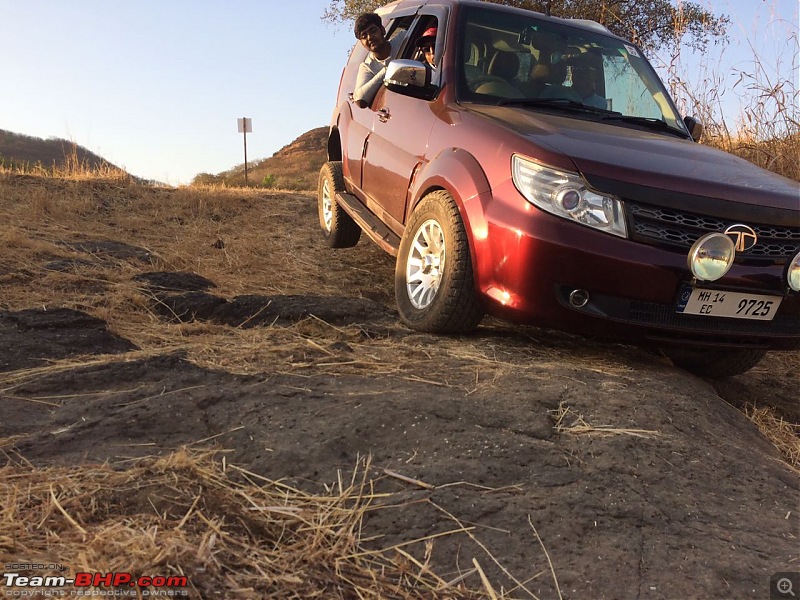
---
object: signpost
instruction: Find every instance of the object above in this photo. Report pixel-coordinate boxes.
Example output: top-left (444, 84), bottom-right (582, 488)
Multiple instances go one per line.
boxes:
top-left (237, 117), bottom-right (252, 186)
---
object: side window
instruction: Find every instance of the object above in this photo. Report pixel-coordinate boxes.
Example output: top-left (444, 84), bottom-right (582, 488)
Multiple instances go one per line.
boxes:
top-left (341, 18), bottom-right (407, 99)
top-left (403, 17), bottom-right (438, 60)
top-left (385, 16), bottom-right (415, 58)
top-left (402, 16), bottom-right (441, 85)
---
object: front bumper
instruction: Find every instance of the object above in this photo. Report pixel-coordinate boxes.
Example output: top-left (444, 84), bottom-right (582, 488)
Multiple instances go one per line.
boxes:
top-left (465, 181), bottom-right (800, 349)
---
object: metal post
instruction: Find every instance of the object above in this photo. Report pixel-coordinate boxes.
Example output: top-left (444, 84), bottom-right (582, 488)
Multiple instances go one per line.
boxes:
top-left (243, 120), bottom-right (249, 187)
top-left (237, 117), bottom-right (252, 187)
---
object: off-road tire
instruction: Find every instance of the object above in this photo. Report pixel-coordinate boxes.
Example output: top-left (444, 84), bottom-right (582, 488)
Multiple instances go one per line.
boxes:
top-left (395, 190), bottom-right (484, 333)
top-left (662, 346), bottom-right (767, 378)
top-left (318, 161), bottom-right (361, 248)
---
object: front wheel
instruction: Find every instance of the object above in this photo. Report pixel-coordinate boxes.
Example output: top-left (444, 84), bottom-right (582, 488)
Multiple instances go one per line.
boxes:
top-left (317, 161), bottom-right (361, 248)
top-left (395, 190), bottom-right (484, 333)
top-left (661, 346), bottom-right (767, 378)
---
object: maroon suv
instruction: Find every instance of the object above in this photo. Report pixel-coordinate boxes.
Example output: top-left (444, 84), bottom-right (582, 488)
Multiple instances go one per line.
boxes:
top-left (318, 0), bottom-right (800, 377)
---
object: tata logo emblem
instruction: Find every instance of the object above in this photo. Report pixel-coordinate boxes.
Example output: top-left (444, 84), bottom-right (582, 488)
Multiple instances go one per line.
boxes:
top-left (724, 224), bottom-right (758, 252)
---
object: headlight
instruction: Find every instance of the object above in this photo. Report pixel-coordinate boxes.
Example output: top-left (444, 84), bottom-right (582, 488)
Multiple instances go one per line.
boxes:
top-left (788, 250), bottom-right (800, 292)
top-left (511, 155), bottom-right (627, 238)
top-left (687, 232), bottom-right (735, 281)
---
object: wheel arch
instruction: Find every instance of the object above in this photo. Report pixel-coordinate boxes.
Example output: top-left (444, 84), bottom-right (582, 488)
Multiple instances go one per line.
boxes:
top-left (408, 148), bottom-right (490, 216)
top-left (327, 125), bottom-right (343, 162)
top-left (407, 148), bottom-right (493, 293)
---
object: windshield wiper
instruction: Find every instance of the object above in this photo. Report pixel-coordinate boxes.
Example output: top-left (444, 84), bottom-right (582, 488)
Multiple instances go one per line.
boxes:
top-left (601, 115), bottom-right (689, 138)
top-left (497, 98), bottom-right (613, 115)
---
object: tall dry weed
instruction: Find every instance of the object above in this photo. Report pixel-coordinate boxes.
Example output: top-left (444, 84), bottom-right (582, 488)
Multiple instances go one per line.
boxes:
top-left (659, 0), bottom-right (799, 181)
top-left (0, 141), bottom-right (131, 182)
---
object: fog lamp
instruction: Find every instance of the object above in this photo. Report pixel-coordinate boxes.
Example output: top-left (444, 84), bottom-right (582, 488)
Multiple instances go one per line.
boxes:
top-left (788, 250), bottom-right (800, 292)
top-left (687, 233), bottom-right (735, 281)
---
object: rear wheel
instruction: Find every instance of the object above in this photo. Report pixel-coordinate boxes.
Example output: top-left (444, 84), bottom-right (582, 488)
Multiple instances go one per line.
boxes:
top-left (395, 190), bottom-right (484, 333)
top-left (318, 161), bottom-right (361, 248)
top-left (661, 347), bottom-right (767, 378)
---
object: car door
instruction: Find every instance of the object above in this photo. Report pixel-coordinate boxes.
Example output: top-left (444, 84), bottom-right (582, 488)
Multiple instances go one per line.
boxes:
top-left (342, 15), bottom-right (415, 194)
top-left (360, 12), bottom-right (445, 232)
top-left (341, 44), bottom-right (370, 189)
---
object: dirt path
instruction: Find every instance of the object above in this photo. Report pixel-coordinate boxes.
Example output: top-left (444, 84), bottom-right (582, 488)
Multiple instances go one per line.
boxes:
top-left (0, 176), bottom-right (797, 599)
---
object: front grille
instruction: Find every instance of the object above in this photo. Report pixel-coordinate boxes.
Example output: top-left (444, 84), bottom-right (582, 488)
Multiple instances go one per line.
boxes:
top-left (627, 202), bottom-right (800, 263)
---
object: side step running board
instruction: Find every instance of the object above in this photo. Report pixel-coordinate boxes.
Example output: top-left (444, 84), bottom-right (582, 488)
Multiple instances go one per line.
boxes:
top-left (336, 192), bottom-right (401, 256)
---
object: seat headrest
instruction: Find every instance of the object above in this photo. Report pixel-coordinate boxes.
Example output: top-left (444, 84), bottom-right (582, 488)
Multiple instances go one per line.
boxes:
top-left (487, 51), bottom-right (520, 80)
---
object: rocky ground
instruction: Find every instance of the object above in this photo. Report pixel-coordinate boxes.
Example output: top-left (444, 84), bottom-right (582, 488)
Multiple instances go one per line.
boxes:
top-left (0, 173), bottom-right (797, 599)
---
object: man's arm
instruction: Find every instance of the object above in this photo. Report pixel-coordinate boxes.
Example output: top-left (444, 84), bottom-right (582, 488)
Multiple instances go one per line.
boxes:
top-left (353, 61), bottom-right (386, 108)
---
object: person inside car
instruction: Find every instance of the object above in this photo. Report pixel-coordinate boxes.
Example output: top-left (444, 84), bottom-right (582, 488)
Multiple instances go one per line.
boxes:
top-left (570, 64), bottom-right (607, 109)
top-left (353, 13), bottom-right (399, 108)
top-left (416, 26), bottom-right (438, 70)
top-left (532, 58), bottom-right (571, 98)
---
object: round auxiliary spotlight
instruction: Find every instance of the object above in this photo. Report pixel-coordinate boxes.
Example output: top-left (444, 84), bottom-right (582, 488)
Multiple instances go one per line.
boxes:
top-left (687, 232), bottom-right (736, 281)
top-left (788, 250), bottom-right (800, 292)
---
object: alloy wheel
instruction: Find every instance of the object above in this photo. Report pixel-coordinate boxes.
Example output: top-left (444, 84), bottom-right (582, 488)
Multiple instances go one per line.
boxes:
top-left (405, 219), bottom-right (446, 309)
top-left (321, 178), bottom-right (333, 232)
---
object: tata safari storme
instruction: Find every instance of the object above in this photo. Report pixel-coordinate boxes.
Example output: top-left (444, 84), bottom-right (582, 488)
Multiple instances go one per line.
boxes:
top-left (317, 0), bottom-right (800, 377)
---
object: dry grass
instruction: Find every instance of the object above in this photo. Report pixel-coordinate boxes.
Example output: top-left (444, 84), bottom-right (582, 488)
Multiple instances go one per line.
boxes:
top-left (0, 171), bottom-right (593, 390)
top-left (0, 448), bottom-right (501, 598)
top-left (746, 405), bottom-right (800, 469)
top-left (661, 2), bottom-right (799, 180)
top-left (0, 141), bottom-right (131, 182)
top-left (551, 401), bottom-right (662, 438)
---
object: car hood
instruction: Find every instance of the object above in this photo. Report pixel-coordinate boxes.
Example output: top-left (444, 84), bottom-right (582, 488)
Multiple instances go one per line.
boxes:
top-left (468, 105), bottom-right (800, 213)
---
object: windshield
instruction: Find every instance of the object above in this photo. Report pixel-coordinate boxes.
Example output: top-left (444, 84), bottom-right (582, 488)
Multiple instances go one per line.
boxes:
top-left (456, 6), bottom-right (685, 132)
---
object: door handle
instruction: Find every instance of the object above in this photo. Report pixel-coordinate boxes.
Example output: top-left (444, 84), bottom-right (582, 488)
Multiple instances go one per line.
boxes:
top-left (377, 108), bottom-right (391, 122)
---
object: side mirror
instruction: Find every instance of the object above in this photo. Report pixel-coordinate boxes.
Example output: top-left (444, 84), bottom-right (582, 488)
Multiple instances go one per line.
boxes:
top-left (384, 59), bottom-right (436, 100)
top-left (684, 116), bottom-right (704, 142)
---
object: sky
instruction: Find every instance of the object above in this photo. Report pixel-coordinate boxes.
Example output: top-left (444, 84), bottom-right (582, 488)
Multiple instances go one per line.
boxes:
top-left (0, 0), bottom-right (797, 185)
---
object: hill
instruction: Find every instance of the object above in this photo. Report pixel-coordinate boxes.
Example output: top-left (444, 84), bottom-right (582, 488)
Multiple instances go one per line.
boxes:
top-left (0, 129), bottom-right (123, 175)
top-left (194, 126), bottom-right (328, 190)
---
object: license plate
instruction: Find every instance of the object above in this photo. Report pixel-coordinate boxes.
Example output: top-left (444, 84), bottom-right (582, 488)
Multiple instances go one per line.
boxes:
top-left (676, 287), bottom-right (782, 320)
